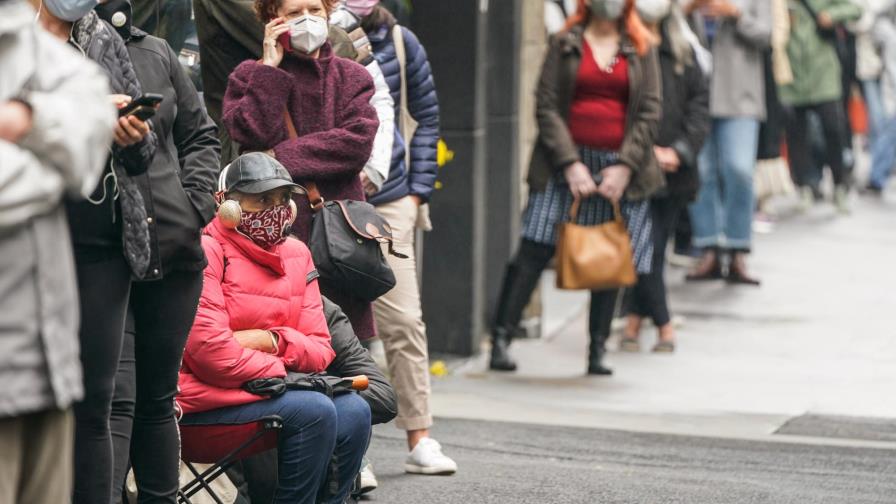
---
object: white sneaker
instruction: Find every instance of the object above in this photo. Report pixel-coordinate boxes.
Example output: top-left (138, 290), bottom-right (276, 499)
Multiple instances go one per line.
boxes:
top-left (833, 186), bottom-right (851, 215)
top-left (358, 460), bottom-right (378, 494)
top-left (798, 186), bottom-right (814, 212)
top-left (404, 438), bottom-right (457, 475)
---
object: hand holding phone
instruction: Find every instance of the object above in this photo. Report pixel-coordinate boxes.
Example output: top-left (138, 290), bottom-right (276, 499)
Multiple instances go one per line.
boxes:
top-left (118, 93), bottom-right (163, 121)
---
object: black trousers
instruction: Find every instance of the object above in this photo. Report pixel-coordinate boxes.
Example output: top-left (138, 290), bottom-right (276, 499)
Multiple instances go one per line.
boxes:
top-left (497, 239), bottom-right (618, 348)
top-left (784, 100), bottom-right (848, 187)
top-left (629, 196), bottom-right (684, 328)
top-left (110, 270), bottom-right (204, 504)
top-left (74, 252), bottom-right (133, 504)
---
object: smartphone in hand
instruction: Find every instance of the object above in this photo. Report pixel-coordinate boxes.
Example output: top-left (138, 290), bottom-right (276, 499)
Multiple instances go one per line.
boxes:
top-left (118, 93), bottom-right (164, 121)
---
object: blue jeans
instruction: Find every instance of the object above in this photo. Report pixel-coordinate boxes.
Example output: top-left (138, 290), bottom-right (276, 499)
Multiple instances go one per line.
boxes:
top-left (862, 79), bottom-right (886, 142)
top-left (869, 113), bottom-right (896, 189)
top-left (181, 391), bottom-right (371, 504)
top-left (690, 117), bottom-right (760, 251)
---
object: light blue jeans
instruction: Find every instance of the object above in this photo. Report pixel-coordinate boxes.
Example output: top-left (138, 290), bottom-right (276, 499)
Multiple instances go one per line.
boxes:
top-left (862, 79), bottom-right (887, 142)
top-left (869, 113), bottom-right (896, 189)
top-left (689, 117), bottom-right (760, 252)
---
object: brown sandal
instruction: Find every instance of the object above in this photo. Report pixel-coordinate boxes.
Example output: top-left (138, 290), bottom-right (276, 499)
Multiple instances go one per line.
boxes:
top-left (619, 338), bottom-right (641, 352)
top-left (652, 341), bottom-right (675, 353)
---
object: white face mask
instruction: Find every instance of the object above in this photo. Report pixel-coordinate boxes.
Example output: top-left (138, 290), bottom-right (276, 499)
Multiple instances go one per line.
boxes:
top-left (590, 0), bottom-right (626, 20)
top-left (289, 14), bottom-right (329, 54)
top-left (636, 0), bottom-right (672, 23)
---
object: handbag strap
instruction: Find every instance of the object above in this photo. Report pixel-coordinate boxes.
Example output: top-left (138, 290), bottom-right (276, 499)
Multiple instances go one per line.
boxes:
top-left (392, 24), bottom-right (414, 169)
top-left (253, 58), bottom-right (324, 211)
top-left (796, 0), bottom-right (836, 40)
top-left (282, 111), bottom-right (325, 211)
top-left (568, 197), bottom-right (624, 224)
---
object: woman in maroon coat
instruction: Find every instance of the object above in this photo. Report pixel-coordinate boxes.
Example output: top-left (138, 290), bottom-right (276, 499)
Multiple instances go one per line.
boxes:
top-left (223, 0), bottom-right (379, 339)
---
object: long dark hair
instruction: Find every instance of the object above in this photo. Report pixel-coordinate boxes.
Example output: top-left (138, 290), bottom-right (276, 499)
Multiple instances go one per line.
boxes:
top-left (360, 4), bottom-right (397, 33)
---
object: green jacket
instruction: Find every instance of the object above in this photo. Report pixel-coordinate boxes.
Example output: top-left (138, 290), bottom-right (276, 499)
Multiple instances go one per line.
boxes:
top-left (778, 0), bottom-right (862, 106)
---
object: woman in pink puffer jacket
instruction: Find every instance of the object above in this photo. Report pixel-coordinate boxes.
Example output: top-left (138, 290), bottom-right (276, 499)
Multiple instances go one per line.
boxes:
top-left (177, 152), bottom-right (371, 504)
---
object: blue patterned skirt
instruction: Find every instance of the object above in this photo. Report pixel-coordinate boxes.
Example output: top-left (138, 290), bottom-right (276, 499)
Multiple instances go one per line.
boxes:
top-left (521, 148), bottom-right (654, 274)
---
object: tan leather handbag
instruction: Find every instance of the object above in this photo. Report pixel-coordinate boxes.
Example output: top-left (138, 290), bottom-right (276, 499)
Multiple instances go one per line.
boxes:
top-left (555, 198), bottom-right (637, 290)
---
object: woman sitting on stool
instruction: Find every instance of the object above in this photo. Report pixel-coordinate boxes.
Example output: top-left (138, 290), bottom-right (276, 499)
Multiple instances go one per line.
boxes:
top-left (177, 152), bottom-right (371, 504)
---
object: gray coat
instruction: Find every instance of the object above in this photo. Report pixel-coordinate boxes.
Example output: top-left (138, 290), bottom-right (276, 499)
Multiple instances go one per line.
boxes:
top-left (0, 1), bottom-right (115, 418)
top-left (694, 0), bottom-right (773, 119)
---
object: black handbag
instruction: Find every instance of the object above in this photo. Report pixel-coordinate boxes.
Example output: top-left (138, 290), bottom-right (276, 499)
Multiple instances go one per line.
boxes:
top-left (305, 187), bottom-right (406, 302)
top-left (281, 111), bottom-right (405, 302)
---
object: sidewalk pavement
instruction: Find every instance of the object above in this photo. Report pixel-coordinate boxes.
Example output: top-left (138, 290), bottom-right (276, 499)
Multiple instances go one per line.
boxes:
top-left (425, 188), bottom-right (896, 445)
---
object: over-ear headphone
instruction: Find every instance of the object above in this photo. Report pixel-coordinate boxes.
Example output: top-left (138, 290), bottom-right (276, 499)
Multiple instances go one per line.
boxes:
top-left (216, 163), bottom-right (242, 229)
top-left (286, 199), bottom-right (298, 226)
top-left (217, 199), bottom-right (243, 229)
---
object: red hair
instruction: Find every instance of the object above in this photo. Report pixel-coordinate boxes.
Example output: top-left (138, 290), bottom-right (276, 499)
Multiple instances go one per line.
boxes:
top-left (255, 0), bottom-right (338, 22)
top-left (563, 0), bottom-right (651, 57)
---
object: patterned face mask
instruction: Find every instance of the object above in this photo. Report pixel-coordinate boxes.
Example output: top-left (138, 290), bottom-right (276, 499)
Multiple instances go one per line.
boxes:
top-left (237, 204), bottom-right (294, 249)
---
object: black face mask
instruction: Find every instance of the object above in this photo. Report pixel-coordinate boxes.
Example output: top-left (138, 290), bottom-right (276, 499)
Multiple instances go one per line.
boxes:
top-left (95, 0), bottom-right (133, 42)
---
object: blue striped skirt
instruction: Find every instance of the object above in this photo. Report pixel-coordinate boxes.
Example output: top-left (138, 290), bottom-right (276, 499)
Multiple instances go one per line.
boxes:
top-left (521, 148), bottom-right (654, 274)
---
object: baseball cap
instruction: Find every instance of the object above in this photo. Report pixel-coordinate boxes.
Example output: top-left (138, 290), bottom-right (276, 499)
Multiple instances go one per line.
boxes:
top-left (219, 152), bottom-right (300, 194)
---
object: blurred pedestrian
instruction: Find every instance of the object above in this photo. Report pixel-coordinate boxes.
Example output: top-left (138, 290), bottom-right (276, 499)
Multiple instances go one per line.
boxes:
top-left (854, 0), bottom-right (886, 143)
top-left (92, 1), bottom-right (222, 501)
top-left (866, 4), bottom-right (896, 193)
top-left (684, 0), bottom-right (771, 285)
top-left (222, 0), bottom-right (379, 339)
top-left (34, 1), bottom-right (160, 502)
top-left (753, 0), bottom-right (795, 229)
top-left (355, 1), bottom-right (458, 477)
top-left (0, 1), bottom-right (114, 502)
top-left (779, 0), bottom-right (861, 213)
top-left (490, 0), bottom-right (662, 375)
top-left (623, 0), bottom-right (710, 353)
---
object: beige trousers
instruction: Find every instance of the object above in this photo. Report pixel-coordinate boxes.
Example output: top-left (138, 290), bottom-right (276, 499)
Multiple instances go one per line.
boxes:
top-left (374, 196), bottom-right (432, 431)
top-left (0, 408), bottom-right (74, 504)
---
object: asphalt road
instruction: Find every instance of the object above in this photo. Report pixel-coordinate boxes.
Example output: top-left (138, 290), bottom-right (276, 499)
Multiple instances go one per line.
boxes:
top-left (357, 161), bottom-right (896, 503)
top-left (364, 418), bottom-right (896, 504)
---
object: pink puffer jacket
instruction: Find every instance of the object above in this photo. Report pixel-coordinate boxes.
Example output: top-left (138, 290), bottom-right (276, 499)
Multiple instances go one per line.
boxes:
top-left (177, 218), bottom-right (335, 414)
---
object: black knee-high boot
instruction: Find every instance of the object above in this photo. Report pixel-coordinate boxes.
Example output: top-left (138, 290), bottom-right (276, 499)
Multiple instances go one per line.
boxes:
top-left (587, 290), bottom-right (616, 376)
top-left (587, 333), bottom-right (613, 376)
top-left (490, 241), bottom-right (554, 371)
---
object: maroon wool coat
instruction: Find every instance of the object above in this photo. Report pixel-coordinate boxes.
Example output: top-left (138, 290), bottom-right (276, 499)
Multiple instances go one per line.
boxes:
top-left (222, 43), bottom-right (379, 339)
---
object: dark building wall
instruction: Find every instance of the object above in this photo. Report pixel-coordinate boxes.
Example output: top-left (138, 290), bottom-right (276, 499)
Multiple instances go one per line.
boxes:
top-left (410, 1), bottom-right (545, 356)
top-left (411, 1), bottom-right (490, 356)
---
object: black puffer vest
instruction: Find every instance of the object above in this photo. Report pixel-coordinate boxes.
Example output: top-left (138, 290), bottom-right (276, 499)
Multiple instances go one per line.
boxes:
top-left (67, 11), bottom-right (155, 278)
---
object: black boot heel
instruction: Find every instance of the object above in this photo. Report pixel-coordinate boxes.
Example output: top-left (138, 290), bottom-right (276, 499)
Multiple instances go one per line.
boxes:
top-left (489, 328), bottom-right (518, 372)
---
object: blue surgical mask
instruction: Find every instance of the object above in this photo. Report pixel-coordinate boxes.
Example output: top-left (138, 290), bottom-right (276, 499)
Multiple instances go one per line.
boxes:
top-left (42, 0), bottom-right (100, 22)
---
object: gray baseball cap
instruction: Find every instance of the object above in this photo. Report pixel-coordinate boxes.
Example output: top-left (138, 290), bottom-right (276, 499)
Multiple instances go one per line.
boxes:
top-left (221, 152), bottom-right (301, 194)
